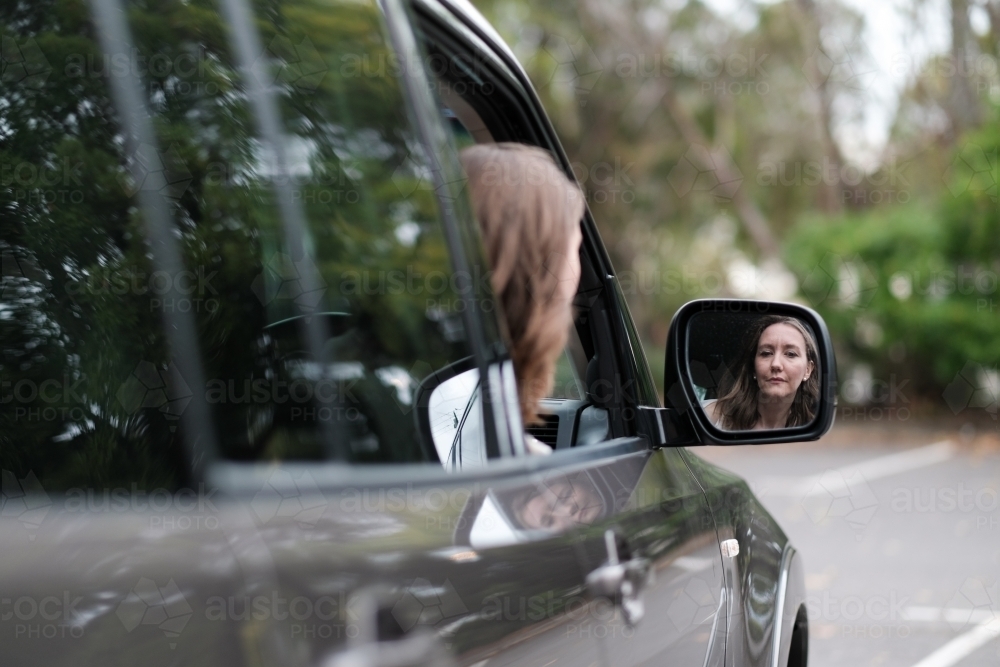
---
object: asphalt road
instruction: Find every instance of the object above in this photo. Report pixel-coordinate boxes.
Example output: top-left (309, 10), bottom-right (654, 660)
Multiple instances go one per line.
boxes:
top-left (691, 422), bottom-right (1000, 667)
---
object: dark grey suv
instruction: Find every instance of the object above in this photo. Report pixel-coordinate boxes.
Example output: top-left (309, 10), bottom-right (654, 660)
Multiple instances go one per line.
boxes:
top-left (0, 0), bottom-right (836, 665)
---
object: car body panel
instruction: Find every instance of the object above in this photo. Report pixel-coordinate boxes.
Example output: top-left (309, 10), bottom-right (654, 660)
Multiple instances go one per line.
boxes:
top-left (571, 447), bottom-right (727, 667)
top-left (0, 0), bottom-right (808, 666)
top-left (680, 449), bottom-right (803, 667)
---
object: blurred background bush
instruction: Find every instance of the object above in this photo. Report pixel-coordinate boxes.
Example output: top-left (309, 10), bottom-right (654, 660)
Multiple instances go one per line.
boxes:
top-left (471, 0), bottom-right (1000, 422)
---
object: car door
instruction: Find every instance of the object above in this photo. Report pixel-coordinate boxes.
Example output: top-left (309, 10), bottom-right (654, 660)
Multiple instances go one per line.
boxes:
top-left (404, 4), bottom-right (731, 666)
top-left (555, 281), bottom-right (728, 667)
top-left (0, 3), bottom-right (275, 664)
top-left (224, 1), bottom-right (730, 665)
top-left (210, 2), bottom-right (717, 665)
top-left (0, 0), bottom-right (589, 665)
top-left (1, 4), bottom-right (728, 667)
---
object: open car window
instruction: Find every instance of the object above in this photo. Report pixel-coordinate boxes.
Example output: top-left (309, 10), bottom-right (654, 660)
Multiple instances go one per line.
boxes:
top-left (421, 29), bottom-right (630, 453)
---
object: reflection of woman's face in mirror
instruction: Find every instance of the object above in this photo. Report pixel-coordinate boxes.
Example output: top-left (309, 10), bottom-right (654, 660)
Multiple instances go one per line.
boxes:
top-left (517, 479), bottom-right (602, 532)
top-left (754, 323), bottom-right (814, 404)
top-left (707, 315), bottom-right (820, 431)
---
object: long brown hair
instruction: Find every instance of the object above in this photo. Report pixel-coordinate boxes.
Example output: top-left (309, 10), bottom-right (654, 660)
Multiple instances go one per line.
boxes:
top-left (460, 143), bottom-right (585, 425)
top-left (714, 315), bottom-right (820, 430)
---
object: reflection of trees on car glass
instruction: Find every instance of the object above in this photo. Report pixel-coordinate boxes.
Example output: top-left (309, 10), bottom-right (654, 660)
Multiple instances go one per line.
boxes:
top-left (1, 0), bottom-right (473, 488)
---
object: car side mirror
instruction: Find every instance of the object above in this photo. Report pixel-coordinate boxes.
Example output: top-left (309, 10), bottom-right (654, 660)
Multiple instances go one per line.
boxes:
top-left (664, 299), bottom-right (837, 445)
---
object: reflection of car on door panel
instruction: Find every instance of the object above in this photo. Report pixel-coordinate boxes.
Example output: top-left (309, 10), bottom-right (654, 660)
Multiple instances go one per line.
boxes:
top-left (0, 0), bottom-right (832, 666)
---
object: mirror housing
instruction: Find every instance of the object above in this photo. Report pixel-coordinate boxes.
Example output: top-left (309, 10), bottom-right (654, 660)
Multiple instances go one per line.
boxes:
top-left (664, 299), bottom-right (837, 445)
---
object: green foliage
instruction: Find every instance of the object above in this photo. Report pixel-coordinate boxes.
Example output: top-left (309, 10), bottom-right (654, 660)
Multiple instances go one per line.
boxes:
top-left (786, 114), bottom-right (1000, 396)
top-left (472, 0), bottom-right (1000, 406)
top-left (2, 0), bottom-right (480, 485)
top-left (940, 123), bottom-right (1000, 264)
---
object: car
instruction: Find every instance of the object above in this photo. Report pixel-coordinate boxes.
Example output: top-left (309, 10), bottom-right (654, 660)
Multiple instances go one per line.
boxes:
top-left (0, 0), bottom-right (836, 666)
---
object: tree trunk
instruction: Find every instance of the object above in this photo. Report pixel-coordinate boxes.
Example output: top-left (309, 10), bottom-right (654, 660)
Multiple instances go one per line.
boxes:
top-left (581, 0), bottom-right (783, 260)
top-left (949, 0), bottom-right (983, 133)
top-left (661, 89), bottom-right (781, 260)
top-left (795, 0), bottom-right (845, 213)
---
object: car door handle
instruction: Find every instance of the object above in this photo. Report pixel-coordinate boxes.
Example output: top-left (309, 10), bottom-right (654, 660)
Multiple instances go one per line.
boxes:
top-left (585, 529), bottom-right (650, 627)
top-left (322, 590), bottom-right (455, 667)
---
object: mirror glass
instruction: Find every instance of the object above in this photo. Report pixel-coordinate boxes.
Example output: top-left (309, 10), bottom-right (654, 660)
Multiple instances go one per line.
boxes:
top-left (688, 312), bottom-right (820, 431)
top-left (427, 368), bottom-right (487, 469)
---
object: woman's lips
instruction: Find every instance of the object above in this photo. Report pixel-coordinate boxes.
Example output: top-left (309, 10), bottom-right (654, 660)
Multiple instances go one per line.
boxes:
top-left (767, 377), bottom-right (785, 383)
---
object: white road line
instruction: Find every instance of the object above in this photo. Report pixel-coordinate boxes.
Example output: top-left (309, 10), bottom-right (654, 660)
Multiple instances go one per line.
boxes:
top-left (761, 440), bottom-right (955, 496)
top-left (910, 616), bottom-right (1000, 667)
top-left (903, 606), bottom-right (998, 625)
top-left (672, 556), bottom-right (715, 573)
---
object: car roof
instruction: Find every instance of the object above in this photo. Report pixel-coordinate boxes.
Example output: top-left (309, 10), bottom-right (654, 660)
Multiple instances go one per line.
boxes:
top-left (424, 0), bottom-right (522, 69)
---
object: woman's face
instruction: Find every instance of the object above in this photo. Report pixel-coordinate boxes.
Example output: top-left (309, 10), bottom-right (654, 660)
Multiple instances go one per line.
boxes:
top-left (754, 323), bottom-right (814, 401)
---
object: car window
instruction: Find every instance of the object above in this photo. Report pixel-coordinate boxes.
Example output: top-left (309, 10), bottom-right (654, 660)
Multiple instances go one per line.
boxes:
top-left (0, 0), bottom-right (503, 489)
top-left (422, 37), bottom-right (640, 454)
top-left (437, 85), bottom-right (586, 404)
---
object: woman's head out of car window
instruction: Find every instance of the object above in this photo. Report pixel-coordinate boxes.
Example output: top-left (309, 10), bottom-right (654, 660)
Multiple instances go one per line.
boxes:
top-left (714, 315), bottom-right (819, 430)
top-left (459, 143), bottom-right (585, 426)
